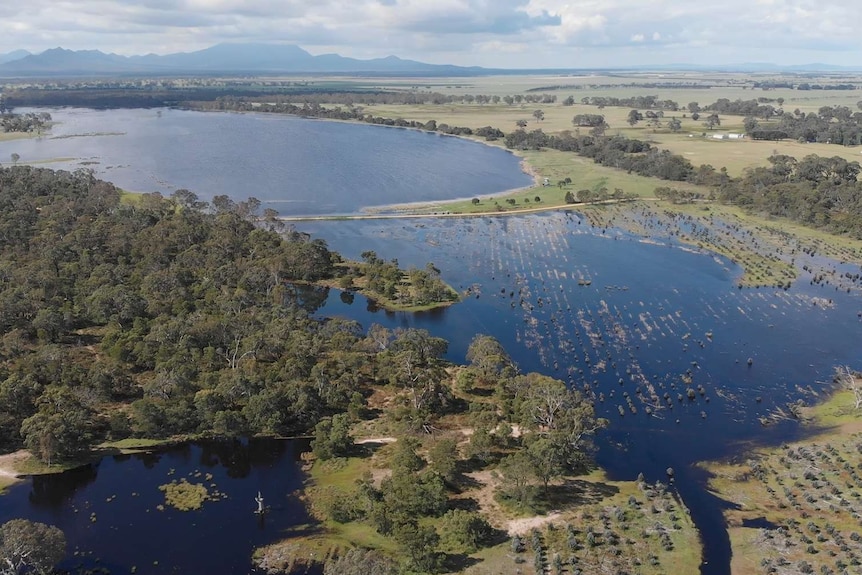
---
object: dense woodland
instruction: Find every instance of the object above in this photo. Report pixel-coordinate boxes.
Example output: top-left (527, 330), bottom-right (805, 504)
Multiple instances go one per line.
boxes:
top-left (0, 167), bottom-right (453, 462)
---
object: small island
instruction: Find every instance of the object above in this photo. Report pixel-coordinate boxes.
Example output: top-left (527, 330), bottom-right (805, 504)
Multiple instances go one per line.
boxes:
top-left (321, 251), bottom-right (459, 312)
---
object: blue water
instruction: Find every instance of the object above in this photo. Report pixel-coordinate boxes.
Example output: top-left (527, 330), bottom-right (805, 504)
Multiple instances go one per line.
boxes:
top-left (0, 439), bottom-right (309, 575)
top-left (0, 108), bottom-right (531, 215)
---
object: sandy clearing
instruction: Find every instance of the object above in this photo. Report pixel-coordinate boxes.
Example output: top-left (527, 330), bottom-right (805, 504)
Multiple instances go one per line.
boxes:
top-left (0, 450), bottom-right (29, 479)
top-left (506, 512), bottom-right (563, 535)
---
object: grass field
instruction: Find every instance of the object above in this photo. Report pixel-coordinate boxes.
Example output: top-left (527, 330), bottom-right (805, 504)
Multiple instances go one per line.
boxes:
top-left (360, 98), bottom-right (861, 179)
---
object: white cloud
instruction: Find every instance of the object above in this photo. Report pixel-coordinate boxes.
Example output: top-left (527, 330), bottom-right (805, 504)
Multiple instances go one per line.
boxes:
top-left (0, 0), bottom-right (861, 66)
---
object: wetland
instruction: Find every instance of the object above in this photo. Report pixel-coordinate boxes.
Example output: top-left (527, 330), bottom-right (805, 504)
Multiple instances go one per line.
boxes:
top-left (1, 103), bottom-right (861, 575)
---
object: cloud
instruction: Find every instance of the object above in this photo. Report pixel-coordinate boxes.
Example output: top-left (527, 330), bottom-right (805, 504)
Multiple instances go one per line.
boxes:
top-left (0, 0), bottom-right (860, 66)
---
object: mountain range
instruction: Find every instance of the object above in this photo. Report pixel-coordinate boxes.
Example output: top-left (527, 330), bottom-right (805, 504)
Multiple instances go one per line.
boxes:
top-left (0, 44), bottom-right (481, 77)
top-left (0, 44), bottom-right (860, 77)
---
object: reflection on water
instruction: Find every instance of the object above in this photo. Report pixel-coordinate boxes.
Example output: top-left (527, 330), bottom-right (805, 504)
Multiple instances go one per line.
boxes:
top-left (0, 108), bottom-right (531, 215)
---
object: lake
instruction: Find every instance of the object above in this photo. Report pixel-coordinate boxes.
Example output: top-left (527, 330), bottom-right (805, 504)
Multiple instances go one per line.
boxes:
top-left (0, 108), bottom-right (532, 215)
top-left (1, 109), bottom-right (861, 575)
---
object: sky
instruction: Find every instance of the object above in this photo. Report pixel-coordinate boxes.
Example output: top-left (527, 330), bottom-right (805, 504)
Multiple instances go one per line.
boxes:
top-left (0, 0), bottom-right (861, 68)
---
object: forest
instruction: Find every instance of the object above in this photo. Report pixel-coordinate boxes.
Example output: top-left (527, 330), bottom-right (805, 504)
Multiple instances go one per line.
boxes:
top-left (0, 167), bottom-right (453, 463)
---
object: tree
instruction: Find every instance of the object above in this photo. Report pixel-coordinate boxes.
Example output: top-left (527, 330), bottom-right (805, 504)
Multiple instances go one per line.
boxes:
top-left (743, 116), bottom-right (759, 133)
top-left (627, 110), bottom-right (643, 126)
top-left (496, 451), bottom-right (536, 507)
top-left (466, 424), bottom-right (494, 463)
top-left (667, 117), bottom-right (682, 132)
top-left (395, 522), bottom-right (442, 572)
top-left (532, 109), bottom-right (544, 123)
top-left (439, 510), bottom-right (492, 553)
top-left (0, 519), bottom-right (66, 575)
top-left (20, 388), bottom-right (93, 464)
top-left (466, 334), bottom-right (516, 381)
top-left (704, 113), bottom-right (721, 130)
top-left (564, 191), bottom-right (576, 204)
top-left (9, 154), bottom-right (19, 166)
top-left (514, 373), bottom-right (606, 471)
top-left (378, 329), bottom-right (450, 414)
top-left (428, 437), bottom-right (459, 483)
top-left (576, 189), bottom-right (594, 203)
top-left (589, 123), bottom-right (607, 137)
top-left (389, 436), bottom-right (424, 474)
top-left (526, 435), bottom-right (565, 491)
top-left (311, 413), bottom-right (353, 460)
top-left (515, 119), bottom-right (528, 128)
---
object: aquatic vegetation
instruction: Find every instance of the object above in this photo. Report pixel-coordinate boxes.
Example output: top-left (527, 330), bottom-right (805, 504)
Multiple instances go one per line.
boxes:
top-left (158, 479), bottom-right (210, 511)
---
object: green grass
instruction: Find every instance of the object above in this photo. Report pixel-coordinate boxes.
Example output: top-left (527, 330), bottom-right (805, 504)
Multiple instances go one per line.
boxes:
top-left (802, 389), bottom-right (861, 428)
top-left (100, 437), bottom-right (175, 451)
top-left (119, 190), bottom-right (146, 205)
top-left (12, 455), bottom-right (85, 475)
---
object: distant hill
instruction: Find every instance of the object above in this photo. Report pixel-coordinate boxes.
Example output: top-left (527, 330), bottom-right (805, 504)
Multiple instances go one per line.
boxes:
top-left (2, 44), bottom-right (860, 77)
top-left (0, 43), bottom-right (483, 77)
top-left (0, 50), bottom-right (31, 65)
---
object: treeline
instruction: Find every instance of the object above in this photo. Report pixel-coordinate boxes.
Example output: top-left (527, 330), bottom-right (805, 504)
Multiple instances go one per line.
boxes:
top-left (505, 130), bottom-right (695, 182)
top-left (753, 81), bottom-right (859, 91)
top-left (721, 154), bottom-right (862, 237)
top-left (700, 98), bottom-right (781, 118)
top-left (199, 90), bottom-right (558, 108)
top-left (579, 95), bottom-right (680, 111)
top-left (528, 83), bottom-right (714, 92)
top-left (4, 88), bottom-right (283, 109)
top-left (0, 112), bottom-right (51, 133)
top-left (768, 106), bottom-right (862, 146)
top-left (195, 99), bottom-right (485, 138)
top-left (0, 167), bottom-right (449, 461)
top-left (503, 125), bottom-right (862, 236)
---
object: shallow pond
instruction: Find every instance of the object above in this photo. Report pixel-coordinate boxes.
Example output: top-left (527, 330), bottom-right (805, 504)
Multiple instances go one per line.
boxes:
top-left (0, 439), bottom-right (310, 574)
